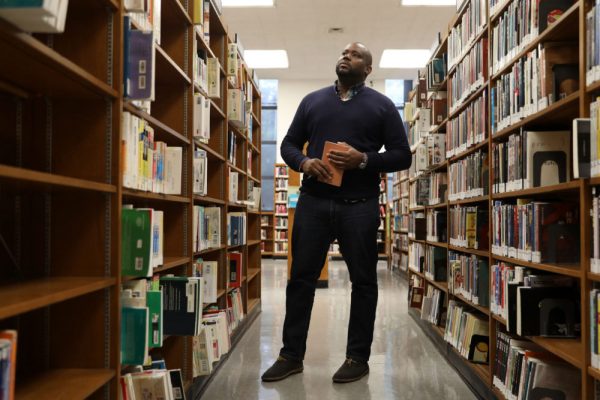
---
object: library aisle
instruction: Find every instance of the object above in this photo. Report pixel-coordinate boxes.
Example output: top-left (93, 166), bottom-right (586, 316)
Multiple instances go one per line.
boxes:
top-left (202, 260), bottom-right (476, 399)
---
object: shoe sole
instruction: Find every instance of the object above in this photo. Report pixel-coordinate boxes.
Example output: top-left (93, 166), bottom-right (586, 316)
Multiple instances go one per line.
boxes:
top-left (332, 369), bottom-right (369, 383)
top-left (261, 367), bottom-right (304, 382)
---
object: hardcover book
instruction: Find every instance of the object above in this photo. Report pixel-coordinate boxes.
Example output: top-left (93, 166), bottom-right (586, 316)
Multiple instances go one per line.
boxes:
top-left (318, 141), bottom-right (349, 187)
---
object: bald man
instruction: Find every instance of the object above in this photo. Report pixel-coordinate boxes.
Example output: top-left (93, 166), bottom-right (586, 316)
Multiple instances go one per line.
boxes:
top-left (262, 42), bottom-right (412, 383)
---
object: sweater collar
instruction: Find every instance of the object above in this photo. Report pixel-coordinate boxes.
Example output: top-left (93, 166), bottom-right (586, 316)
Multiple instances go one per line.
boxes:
top-left (334, 81), bottom-right (365, 101)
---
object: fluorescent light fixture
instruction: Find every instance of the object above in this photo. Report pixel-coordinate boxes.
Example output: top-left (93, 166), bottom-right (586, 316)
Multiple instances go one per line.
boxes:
top-left (402, 0), bottom-right (455, 5)
top-left (244, 50), bottom-right (289, 69)
top-left (380, 49), bottom-right (431, 68)
top-left (222, 0), bottom-right (274, 6)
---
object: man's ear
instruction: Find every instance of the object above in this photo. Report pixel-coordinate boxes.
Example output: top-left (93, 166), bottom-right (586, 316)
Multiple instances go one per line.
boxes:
top-left (365, 65), bottom-right (373, 77)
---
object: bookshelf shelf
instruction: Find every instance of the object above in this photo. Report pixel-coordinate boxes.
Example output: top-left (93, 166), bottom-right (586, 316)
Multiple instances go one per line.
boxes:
top-left (426, 241), bottom-right (448, 249)
top-left (247, 298), bottom-right (260, 313)
top-left (0, 277), bottom-right (115, 320)
top-left (194, 245), bottom-right (227, 257)
top-left (0, 165), bottom-right (116, 193)
top-left (589, 177), bottom-right (600, 186)
top-left (217, 289), bottom-right (226, 299)
top-left (0, 21), bottom-right (118, 99)
top-left (153, 257), bottom-right (192, 273)
top-left (447, 245), bottom-right (489, 258)
top-left (210, 99), bottom-right (226, 119)
top-left (447, 27), bottom-right (488, 78)
top-left (588, 271), bottom-right (600, 282)
top-left (425, 277), bottom-right (449, 293)
top-left (122, 189), bottom-right (191, 204)
top-left (491, 254), bottom-right (581, 278)
top-left (164, 0), bottom-right (193, 26)
top-left (586, 79), bottom-right (600, 94)
top-left (452, 293), bottom-right (490, 316)
top-left (448, 195), bottom-right (489, 206)
top-left (492, 91), bottom-right (580, 140)
top-left (124, 103), bottom-right (190, 145)
top-left (448, 140), bottom-right (488, 163)
top-left (193, 195), bottom-right (226, 205)
top-left (527, 336), bottom-right (583, 369)
top-left (16, 368), bottom-right (115, 400)
top-left (155, 45), bottom-right (191, 86)
top-left (247, 268), bottom-right (260, 282)
top-left (195, 141), bottom-right (225, 161)
top-left (491, 180), bottom-right (583, 199)
top-left (491, 313), bottom-right (507, 326)
top-left (247, 240), bottom-right (261, 247)
top-left (448, 84), bottom-right (487, 120)
top-left (426, 202), bottom-right (448, 209)
top-left (588, 366), bottom-right (600, 381)
top-left (490, 3), bottom-right (579, 82)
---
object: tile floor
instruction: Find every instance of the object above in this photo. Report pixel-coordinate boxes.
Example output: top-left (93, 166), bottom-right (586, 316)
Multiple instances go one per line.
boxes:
top-left (200, 259), bottom-right (477, 400)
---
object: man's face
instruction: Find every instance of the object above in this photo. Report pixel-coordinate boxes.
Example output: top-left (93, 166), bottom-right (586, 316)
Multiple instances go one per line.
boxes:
top-left (335, 43), bottom-right (372, 80)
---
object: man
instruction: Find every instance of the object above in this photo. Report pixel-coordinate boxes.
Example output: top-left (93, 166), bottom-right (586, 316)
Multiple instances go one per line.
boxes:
top-left (261, 42), bottom-right (412, 384)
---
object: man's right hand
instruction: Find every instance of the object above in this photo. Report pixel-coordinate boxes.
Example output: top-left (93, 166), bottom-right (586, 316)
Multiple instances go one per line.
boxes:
top-left (302, 158), bottom-right (333, 181)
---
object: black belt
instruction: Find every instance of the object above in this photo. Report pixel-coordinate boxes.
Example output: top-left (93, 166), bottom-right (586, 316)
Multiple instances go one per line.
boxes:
top-left (336, 198), bottom-right (367, 204)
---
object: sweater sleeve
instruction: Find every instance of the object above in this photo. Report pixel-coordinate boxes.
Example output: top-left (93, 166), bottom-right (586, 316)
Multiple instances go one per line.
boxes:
top-left (364, 101), bottom-right (412, 173)
top-left (280, 98), bottom-right (310, 172)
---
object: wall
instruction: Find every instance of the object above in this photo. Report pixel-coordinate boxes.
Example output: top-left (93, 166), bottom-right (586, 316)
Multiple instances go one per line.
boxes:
top-left (276, 79), bottom-right (387, 162)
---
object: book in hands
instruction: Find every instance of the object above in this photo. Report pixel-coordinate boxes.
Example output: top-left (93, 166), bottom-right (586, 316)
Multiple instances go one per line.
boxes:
top-left (318, 141), bottom-right (349, 187)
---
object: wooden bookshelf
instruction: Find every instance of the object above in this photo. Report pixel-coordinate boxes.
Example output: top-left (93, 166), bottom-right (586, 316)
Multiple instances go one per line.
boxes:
top-left (403, 0), bottom-right (594, 397)
top-left (273, 163), bottom-right (289, 256)
top-left (261, 211), bottom-right (275, 256)
top-left (0, 1), bottom-right (261, 398)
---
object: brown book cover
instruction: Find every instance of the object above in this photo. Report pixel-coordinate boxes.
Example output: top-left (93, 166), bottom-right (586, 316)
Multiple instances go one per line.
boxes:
top-left (318, 141), bottom-right (349, 187)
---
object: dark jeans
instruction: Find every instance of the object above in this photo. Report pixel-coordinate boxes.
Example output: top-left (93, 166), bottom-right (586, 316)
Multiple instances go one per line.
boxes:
top-left (279, 192), bottom-right (380, 363)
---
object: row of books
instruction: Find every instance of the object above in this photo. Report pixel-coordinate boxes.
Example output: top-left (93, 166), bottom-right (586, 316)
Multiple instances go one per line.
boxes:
top-left (426, 57), bottom-right (448, 91)
top-left (444, 300), bottom-right (489, 363)
top-left (410, 178), bottom-right (429, 208)
top-left (490, 42), bottom-right (577, 134)
top-left (275, 241), bottom-right (288, 253)
top-left (490, 200), bottom-right (579, 264)
top-left (592, 188), bottom-right (600, 272)
top-left (193, 46), bottom-right (221, 99)
top-left (0, 330), bottom-right (16, 400)
top-left (448, 251), bottom-right (489, 307)
top-left (193, 205), bottom-right (221, 252)
top-left (275, 216), bottom-right (288, 228)
top-left (447, 0), bottom-right (487, 69)
top-left (275, 204), bottom-right (288, 215)
top-left (275, 230), bottom-right (288, 240)
top-left (493, 329), bottom-right (580, 399)
top-left (407, 108), bottom-right (432, 148)
top-left (275, 191), bottom-right (288, 202)
top-left (122, 112), bottom-right (182, 194)
top-left (589, 98), bottom-right (600, 177)
top-left (411, 134), bottom-right (446, 175)
top-left (408, 241), bottom-right (426, 273)
top-left (446, 91), bottom-right (487, 158)
top-left (391, 252), bottom-right (408, 272)
top-left (191, 309), bottom-right (233, 377)
top-left (122, 207), bottom-right (164, 277)
top-left (448, 205), bottom-right (489, 250)
top-left (420, 285), bottom-right (445, 326)
top-left (587, 4), bottom-right (600, 86)
top-left (275, 177), bottom-right (288, 190)
top-left (447, 150), bottom-right (489, 201)
top-left (193, 149), bottom-right (208, 196)
top-left (392, 197), bottom-right (409, 216)
top-left (490, 263), bottom-right (579, 337)
top-left (426, 211), bottom-right (447, 243)
top-left (393, 214), bottom-right (409, 232)
top-left (489, 0), bottom-right (554, 75)
top-left (193, 0), bottom-right (211, 43)
top-left (448, 38), bottom-right (488, 113)
top-left (424, 246), bottom-right (447, 281)
top-left (393, 233), bottom-right (409, 252)
top-left (275, 166), bottom-right (289, 177)
top-left (408, 212), bottom-right (426, 241)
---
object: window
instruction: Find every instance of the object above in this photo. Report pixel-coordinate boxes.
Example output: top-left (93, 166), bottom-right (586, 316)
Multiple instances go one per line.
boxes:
top-left (259, 79), bottom-right (278, 211)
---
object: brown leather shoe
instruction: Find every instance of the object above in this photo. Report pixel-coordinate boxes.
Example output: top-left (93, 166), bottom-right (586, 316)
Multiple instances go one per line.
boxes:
top-left (261, 356), bottom-right (304, 382)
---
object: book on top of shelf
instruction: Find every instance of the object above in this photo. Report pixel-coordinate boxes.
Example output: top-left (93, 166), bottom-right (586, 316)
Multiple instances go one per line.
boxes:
top-left (124, 18), bottom-right (155, 101)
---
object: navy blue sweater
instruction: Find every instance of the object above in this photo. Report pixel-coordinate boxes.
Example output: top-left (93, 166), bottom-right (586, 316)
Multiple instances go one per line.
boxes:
top-left (280, 84), bottom-right (412, 199)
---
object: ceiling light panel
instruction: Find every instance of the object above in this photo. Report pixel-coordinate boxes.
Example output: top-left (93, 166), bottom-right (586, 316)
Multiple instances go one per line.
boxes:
top-left (401, 0), bottom-right (455, 6)
top-left (222, 0), bottom-right (274, 6)
top-left (244, 50), bottom-right (289, 69)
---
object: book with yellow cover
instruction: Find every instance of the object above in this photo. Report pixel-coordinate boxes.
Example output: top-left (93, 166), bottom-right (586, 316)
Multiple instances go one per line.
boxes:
top-left (318, 141), bottom-right (349, 187)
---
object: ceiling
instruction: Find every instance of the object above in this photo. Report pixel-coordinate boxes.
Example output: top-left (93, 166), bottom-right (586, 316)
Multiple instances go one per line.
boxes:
top-left (221, 0), bottom-right (456, 81)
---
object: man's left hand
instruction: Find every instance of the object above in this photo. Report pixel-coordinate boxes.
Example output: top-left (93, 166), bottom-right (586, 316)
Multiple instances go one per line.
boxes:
top-left (327, 142), bottom-right (364, 170)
